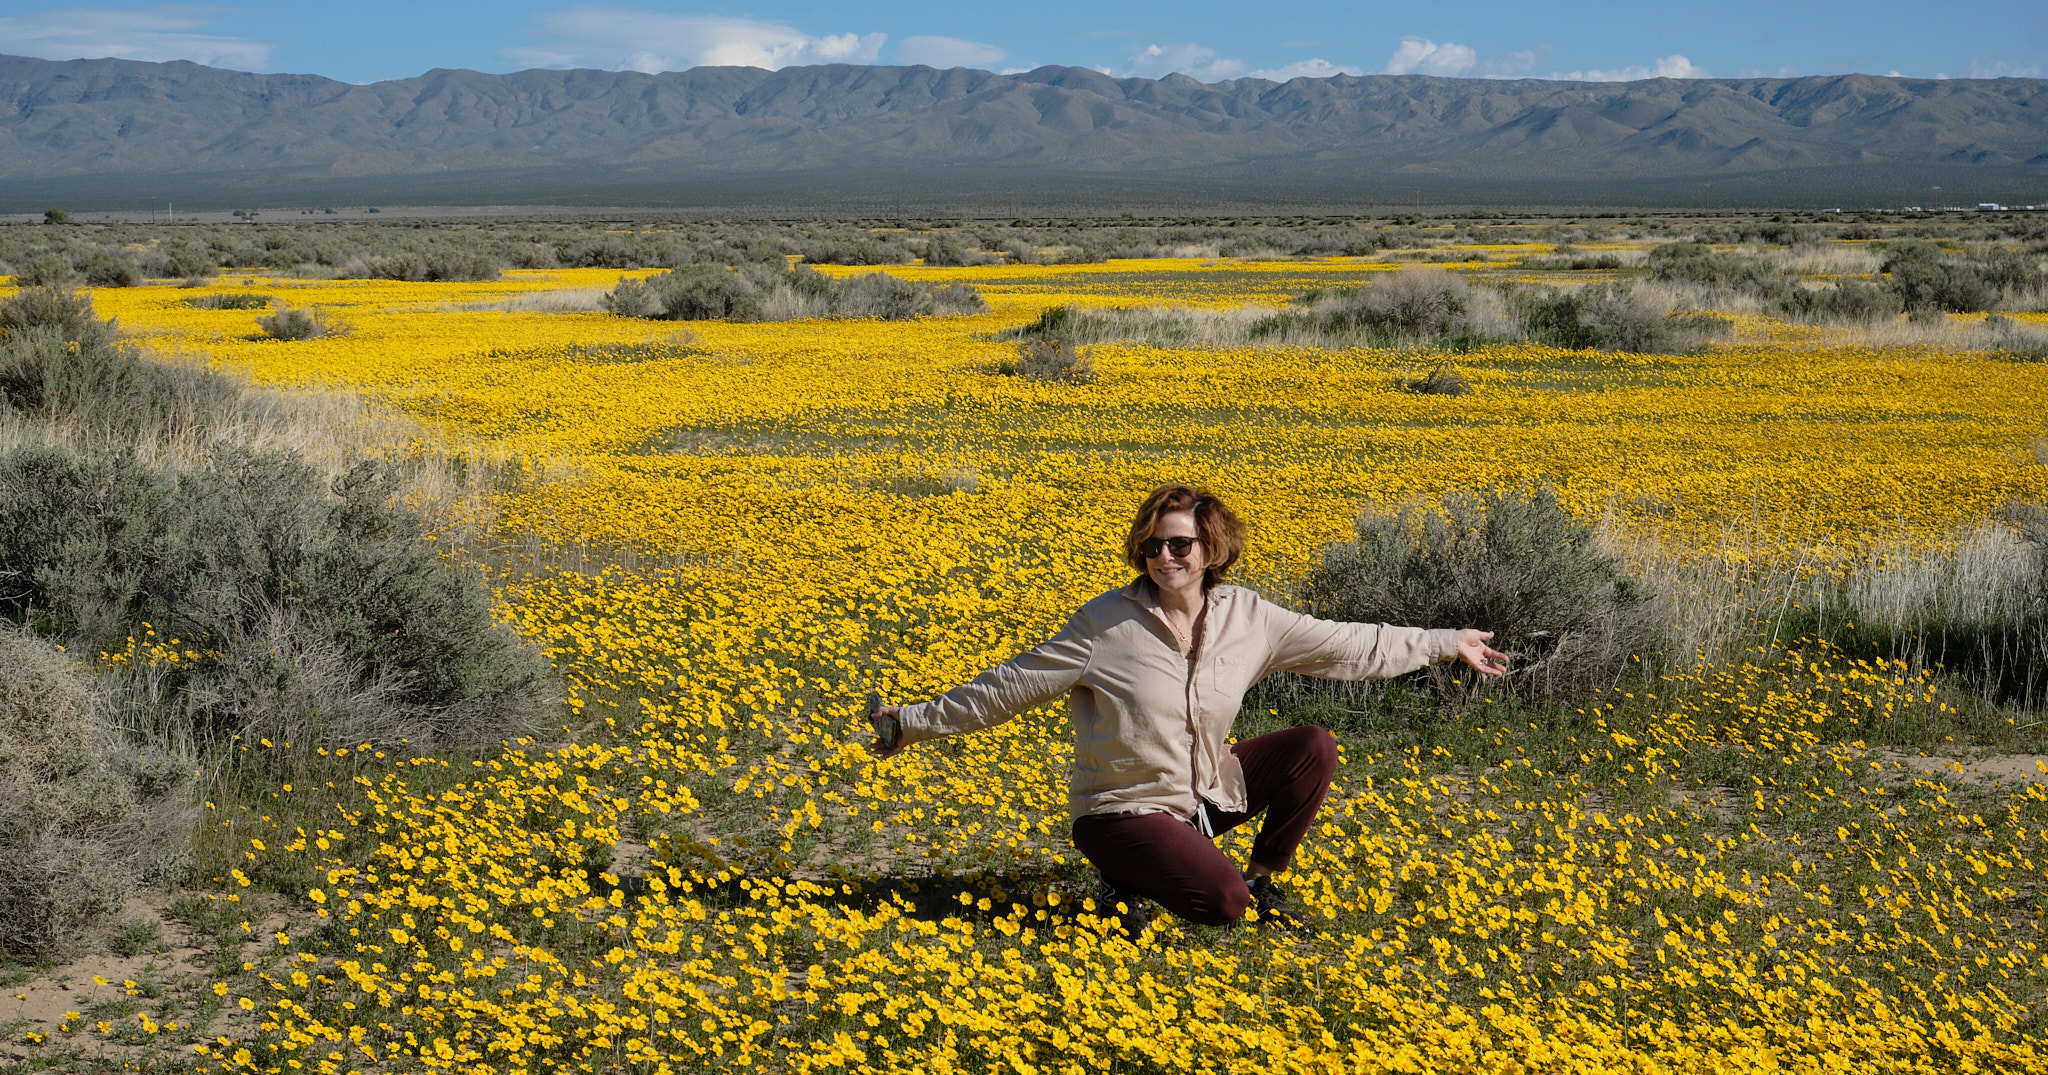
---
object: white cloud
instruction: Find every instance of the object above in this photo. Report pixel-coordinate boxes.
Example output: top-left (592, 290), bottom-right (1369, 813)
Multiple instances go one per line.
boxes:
top-left (1119, 42), bottom-right (1249, 81)
top-left (1247, 57), bottom-right (1364, 81)
top-left (0, 5), bottom-right (273, 68)
top-left (1553, 54), bottom-right (1706, 81)
top-left (895, 36), bottom-right (1005, 69)
top-left (1736, 65), bottom-right (1802, 78)
top-left (505, 7), bottom-right (885, 73)
top-left (1383, 37), bottom-right (1478, 76)
top-left (1964, 56), bottom-right (2044, 78)
top-left (1378, 37), bottom-right (1543, 78)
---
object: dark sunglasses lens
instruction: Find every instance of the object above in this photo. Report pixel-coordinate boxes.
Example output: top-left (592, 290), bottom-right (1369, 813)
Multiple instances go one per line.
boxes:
top-left (1140, 536), bottom-right (1197, 558)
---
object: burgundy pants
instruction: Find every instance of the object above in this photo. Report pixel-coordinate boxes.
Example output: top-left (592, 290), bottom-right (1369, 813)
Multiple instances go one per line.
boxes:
top-left (1069, 724), bottom-right (1338, 926)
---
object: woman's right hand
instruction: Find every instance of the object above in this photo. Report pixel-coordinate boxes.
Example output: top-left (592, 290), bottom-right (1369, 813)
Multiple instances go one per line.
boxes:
top-left (867, 703), bottom-right (906, 759)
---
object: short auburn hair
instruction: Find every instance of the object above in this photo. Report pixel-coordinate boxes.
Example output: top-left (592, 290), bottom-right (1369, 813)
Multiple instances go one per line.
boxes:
top-left (1123, 484), bottom-right (1247, 590)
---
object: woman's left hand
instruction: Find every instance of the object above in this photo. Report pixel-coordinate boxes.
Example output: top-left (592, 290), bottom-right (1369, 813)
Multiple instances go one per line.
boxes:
top-left (1455, 630), bottom-right (1511, 677)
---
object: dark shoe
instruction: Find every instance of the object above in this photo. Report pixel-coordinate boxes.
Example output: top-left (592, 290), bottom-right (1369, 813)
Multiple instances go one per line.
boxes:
top-left (1245, 875), bottom-right (1303, 929)
top-left (1095, 873), bottom-right (1151, 938)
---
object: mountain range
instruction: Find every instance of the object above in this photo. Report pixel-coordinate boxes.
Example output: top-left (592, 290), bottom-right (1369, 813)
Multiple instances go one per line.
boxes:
top-left (2, 54), bottom-right (2044, 211)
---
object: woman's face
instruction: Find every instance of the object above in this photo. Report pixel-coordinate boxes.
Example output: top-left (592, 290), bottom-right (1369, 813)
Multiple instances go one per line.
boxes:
top-left (1145, 508), bottom-right (1209, 592)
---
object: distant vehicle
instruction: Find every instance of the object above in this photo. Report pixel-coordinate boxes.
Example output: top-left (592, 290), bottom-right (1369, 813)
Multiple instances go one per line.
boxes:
top-left (1977, 203), bottom-right (2004, 211)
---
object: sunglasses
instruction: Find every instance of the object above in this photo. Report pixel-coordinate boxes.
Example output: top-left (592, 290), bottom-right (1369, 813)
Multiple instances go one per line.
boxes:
top-left (1137, 536), bottom-right (1201, 559)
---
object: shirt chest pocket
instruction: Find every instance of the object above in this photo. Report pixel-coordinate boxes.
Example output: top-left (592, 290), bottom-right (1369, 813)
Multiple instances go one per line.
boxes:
top-left (1201, 654), bottom-right (1257, 702)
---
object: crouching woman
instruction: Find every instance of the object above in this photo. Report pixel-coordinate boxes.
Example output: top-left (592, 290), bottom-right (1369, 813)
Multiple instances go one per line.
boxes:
top-left (869, 484), bottom-right (1508, 928)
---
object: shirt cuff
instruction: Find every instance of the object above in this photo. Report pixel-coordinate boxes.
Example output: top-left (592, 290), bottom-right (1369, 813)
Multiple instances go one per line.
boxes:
top-left (893, 701), bottom-right (936, 745)
top-left (1427, 628), bottom-right (1464, 663)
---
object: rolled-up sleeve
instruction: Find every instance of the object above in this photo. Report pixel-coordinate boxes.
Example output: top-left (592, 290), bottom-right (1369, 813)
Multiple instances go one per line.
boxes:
top-left (1261, 601), bottom-right (1460, 681)
top-left (895, 614), bottom-right (1092, 744)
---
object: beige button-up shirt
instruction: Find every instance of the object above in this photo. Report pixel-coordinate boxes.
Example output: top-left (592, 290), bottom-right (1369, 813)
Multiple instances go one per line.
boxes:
top-left (896, 581), bottom-right (1462, 823)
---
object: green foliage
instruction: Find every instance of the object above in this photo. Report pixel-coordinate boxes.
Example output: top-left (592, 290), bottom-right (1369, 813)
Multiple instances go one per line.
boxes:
top-left (1299, 486), bottom-right (1661, 700)
top-left (1773, 279), bottom-right (1904, 323)
top-left (75, 249), bottom-right (142, 288)
top-left (158, 241), bottom-right (218, 280)
top-left (1253, 269), bottom-right (1489, 348)
top-left (14, 252), bottom-right (80, 288)
top-left (1648, 242), bottom-right (1792, 300)
top-left (185, 293), bottom-right (274, 310)
top-left (0, 286), bottom-right (117, 351)
top-left (603, 264), bottom-right (985, 322)
top-left (1514, 283), bottom-right (1729, 354)
top-left (1876, 240), bottom-right (2039, 314)
top-left (345, 249), bottom-right (503, 282)
top-left (0, 629), bottom-right (192, 960)
top-left (0, 444), bottom-right (554, 751)
top-left (42, 209), bottom-right (70, 225)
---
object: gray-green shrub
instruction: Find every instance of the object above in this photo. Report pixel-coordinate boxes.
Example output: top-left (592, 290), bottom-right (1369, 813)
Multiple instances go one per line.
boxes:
top-left (0, 444), bottom-right (553, 750)
top-left (257, 306), bottom-right (342, 341)
top-left (1774, 280), bottom-right (1904, 323)
top-left (1298, 486), bottom-right (1660, 700)
top-left (1004, 336), bottom-right (1096, 384)
top-left (1252, 269), bottom-right (1500, 348)
top-left (1515, 283), bottom-right (1730, 354)
top-left (0, 629), bottom-right (194, 960)
top-left (603, 265), bottom-right (986, 322)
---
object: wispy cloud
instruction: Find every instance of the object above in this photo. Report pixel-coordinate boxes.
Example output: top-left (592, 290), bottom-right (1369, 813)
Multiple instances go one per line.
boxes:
top-left (1553, 55), bottom-right (1706, 81)
top-left (505, 6), bottom-right (885, 73)
top-left (1108, 42), bottom-right (1361, 82)
top-left (0, 5), bottom-right (273, 68)
top-left (895, 36), bottom-right (1005, 69)
top-left (1118, 43), bottom-right (1248, 81)
top-left (1379, 37), bottom-right (1543, 78)
top-left (1250, 57), bottom-right (1364, 81)
top-left (1960, 56), bottom-right (2044, 78)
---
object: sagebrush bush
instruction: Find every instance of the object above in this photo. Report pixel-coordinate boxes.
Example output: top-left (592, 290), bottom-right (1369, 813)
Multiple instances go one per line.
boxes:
top-left (1882, 241), bottom-right (2001, 313)
top-left (1299, 486), bottom-right (1661, 700)
top-left (1402, 365), bottom-right (1472, 396)
top-left (186, 292), bottom-right (274, 310)
top-left (604, 265), bottom-right (986, 322)
top-left (1252, 269), bottom-right (1502, 348)
top-left (1006, 336), bottom-right (1096, 384)
top-left (0, 628), bottom-right (194, 960)
top-left (0, 285), bottom-right (118, 350)
top-left (1515, 283), bottom-right (1729, 354)
top-left (1775, 280), bottom-right (1904, 323)
top-left (14, 252), bottom-right (79, 288)
top-left (1648, 242), bottom-right (1792, 300)
top-left (0, 444), bottom-right (554, 751)
top-left (76, 249), bottom-right (142, 288)
top-left (257, 305), bottom-right (343, 341)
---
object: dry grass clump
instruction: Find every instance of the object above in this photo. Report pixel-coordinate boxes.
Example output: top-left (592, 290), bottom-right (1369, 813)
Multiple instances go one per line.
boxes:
top-left (256, 304), bottom-right (347, 341)
top-left (0, 629), bottom-right (195, 961)
top-left (1002, 336), bottom-right (1097, 384)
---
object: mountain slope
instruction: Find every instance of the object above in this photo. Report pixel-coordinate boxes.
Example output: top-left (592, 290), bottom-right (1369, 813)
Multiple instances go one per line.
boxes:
top-left (2, 55), bottom-right (2042, 207)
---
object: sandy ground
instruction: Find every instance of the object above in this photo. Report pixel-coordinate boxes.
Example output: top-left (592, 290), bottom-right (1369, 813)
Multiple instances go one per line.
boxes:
top-left (1893, 751), bottom-right (2048, 785)
top-left (0, 890), bottom-right (268, 1067)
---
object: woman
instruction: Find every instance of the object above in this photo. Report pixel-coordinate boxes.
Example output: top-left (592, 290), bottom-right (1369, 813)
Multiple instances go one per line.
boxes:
top-left (869, 484), bottom-right (1508, 931)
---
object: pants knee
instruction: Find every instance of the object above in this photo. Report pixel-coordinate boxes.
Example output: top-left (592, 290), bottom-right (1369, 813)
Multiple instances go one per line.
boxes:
top-left (1301, 724), bottom-right (1338, 778)
top-left (1182, 877), bottom-right (1250, 926)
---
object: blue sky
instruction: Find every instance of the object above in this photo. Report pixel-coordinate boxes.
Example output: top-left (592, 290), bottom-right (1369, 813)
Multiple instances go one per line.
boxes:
top-left (1, 1), bottom-right (2043, 84)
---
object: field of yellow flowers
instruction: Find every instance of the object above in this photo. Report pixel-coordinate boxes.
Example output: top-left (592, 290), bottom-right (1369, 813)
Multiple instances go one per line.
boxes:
top-left (56, 243), bottom-right (2048, 1073)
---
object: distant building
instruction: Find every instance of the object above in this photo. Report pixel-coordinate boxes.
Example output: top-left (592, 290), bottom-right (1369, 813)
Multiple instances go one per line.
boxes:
top-left (1977, 203), bottom-right (2004, 211)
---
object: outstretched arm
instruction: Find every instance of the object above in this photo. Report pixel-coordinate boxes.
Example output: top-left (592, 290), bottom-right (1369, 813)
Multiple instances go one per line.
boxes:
top-left (1264, 597), bottom-right (1509, 682)
top-left (866, 613), bottom-right (1092, 758)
